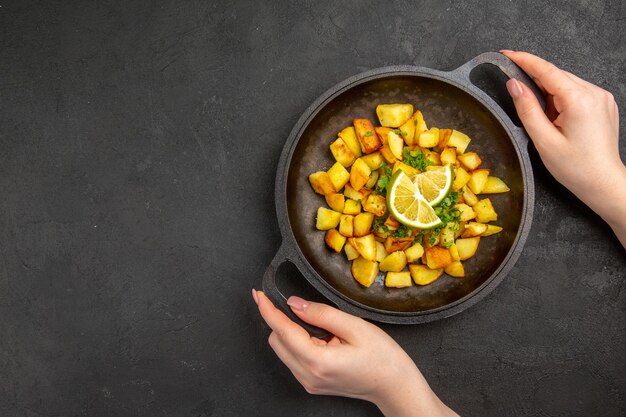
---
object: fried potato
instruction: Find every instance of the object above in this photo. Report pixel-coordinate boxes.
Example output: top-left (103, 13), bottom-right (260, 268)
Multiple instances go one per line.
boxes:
top-left (376, 104), bottom-right (414, 127)
top-left (316, 207), bottom-right (342, 230)
top-left (385, 271), bottom-right (412, 288)
top-left (354, 119), bottom-right (382, 154)
top-left (351, 257), bottom-right (379, 287)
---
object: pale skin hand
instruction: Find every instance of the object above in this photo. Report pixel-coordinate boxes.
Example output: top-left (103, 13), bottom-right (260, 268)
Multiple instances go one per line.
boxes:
top-left (501, 51), bottom-right (626, 248)
top-left (253, 290), bottom-right (459, 417)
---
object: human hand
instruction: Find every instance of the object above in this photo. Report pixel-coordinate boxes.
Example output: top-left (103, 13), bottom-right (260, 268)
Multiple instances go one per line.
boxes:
top-left (501, 50), bottom-right (626, 247)
top-left (252, 289), bottom-right (458, 417)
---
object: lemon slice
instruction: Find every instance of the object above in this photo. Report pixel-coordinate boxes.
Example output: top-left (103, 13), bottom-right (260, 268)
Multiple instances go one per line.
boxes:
top-left (414, 164), bottom-right (454, 206)
top-left (387, 170), bottom-right (442, 229)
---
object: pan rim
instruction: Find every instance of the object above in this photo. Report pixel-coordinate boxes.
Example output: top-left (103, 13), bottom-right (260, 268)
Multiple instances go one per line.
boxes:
top-left (274, 65), bottom-right (534, 322)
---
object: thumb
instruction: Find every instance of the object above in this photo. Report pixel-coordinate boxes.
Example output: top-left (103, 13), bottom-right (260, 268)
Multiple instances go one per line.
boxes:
top-left (286, 296), bottom-right (365, 341)
top-left (506, 78), bottom-right (561, 147)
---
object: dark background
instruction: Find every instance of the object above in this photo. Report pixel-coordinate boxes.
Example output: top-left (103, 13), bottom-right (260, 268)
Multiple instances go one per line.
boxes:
top-left (1, 0), bottom-right (625, 416)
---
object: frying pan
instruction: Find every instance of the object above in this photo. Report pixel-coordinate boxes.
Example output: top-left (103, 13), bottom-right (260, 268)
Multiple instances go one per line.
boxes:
top-left (263, 52), bottom-right (542, 334)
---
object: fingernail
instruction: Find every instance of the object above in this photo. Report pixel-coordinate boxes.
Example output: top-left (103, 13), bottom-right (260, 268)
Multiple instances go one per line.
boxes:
top-left (506, 79), bottom-right (523, 98)
top-left (287, 296), bottom-right (309, 312)
top-left (500, 49), bottom-right (515, 53)
top-left (252, 288), bottom-right (259, 305)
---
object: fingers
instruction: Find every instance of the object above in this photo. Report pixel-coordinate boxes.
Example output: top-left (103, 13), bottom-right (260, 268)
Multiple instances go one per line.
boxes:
top-left (255, 291), bottom-right (314, 352)
top-left (286, 296), bottom-right (366, 342)
top-left (501, 51), bottom-right (578, 95)
top-left (505, 78), bottom-right (562, 147)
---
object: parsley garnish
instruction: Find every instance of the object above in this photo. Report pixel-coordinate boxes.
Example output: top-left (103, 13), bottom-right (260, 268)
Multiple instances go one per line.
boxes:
top-left (364, 131), bottom-right (373, 137)
top-left (403, 147), bottom-right (433, 171)
top-left (373, 215), bottom-right (390, 237)
top-left (393, 224), bottom-right (411, 238)
top-left (375, 166), bottom-right (393, 194)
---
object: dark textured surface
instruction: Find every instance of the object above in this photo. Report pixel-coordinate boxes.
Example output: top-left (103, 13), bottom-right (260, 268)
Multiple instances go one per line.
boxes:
top-left (0, 1), bottom-right (624, 416)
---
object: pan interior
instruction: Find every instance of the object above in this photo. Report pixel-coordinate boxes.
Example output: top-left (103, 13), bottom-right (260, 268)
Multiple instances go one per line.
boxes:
top-left (286, 75), bottom-right (524, 313)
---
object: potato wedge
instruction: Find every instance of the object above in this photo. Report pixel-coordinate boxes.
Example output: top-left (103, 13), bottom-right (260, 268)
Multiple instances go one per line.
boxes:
top-left (452, 167), bottom-right (471, 191)
top-left (379, 251), bottom-right (408, 272)
top-left (448, 130), bottom-right (471, 154)
top-left (448, 243), bottom-right (460, 261)
top-left (392, 161), bottom-right (419, 177)
top-left (327, 162), bottom-right (350, 191)
top-left (437, 128), bottom-right (453, 149)
top-left (455, 237), bottom-right (480, 260)
top-left (379, 143), bottom-right (397, 163)
top-left (343, 198), bottom-right (361, 215)
top-left (348, 234), bottom-right (377, 261)
top-left (350, 158), bottom-right (372, 191)
top-left (362, 193), bottom-right (387, 217)
top-left (387, 130), bottom-right (405, 160)
top-left (425, 246), bottom-right (454, 269)
top-left (418, 127), bottom-right (440, 148)
top-left (360, 152), bottom-right (385, 170)
top-left (351, 257), bottom-right (379, 287)
top-left (445, 261), bottom-right (465, 277)
top-left (309, 171), bottom-right (336, 195)
top-left (343, 183), bottom-right (369, 201)
top-left (409, 264), bottom-right (444, 286)
top-left (467, 169), bottom-right (490, 194)
top-left (325, 193), bottom-right (345, 212)
top-left (481, 176), bottom-right (510, 193)
top-left (461, 186), bottom-right (479, 206)
top-left (376, 104), bottom-right (414, 127)
top-left (325, 229), bottom-right (346, 253)
top-left (481, 224), bottom-right (503, 236)
top-left (457, 152), bottom-right (482, 170)
top-left (454, 203), bottom-right (476, 222)
top-left (344, 240), bottom-right (360, 261)
top-left (316, 207), bottom-right (342, 230)
top-left (404, 242), bottom-right (424, 263)
top-left (375, 241), bottom-right (388, 262)
top-left (474, 198), bottom-right (498, 223)
top-left (353, 212), bottom-right (375, 237)
top-left (339, 214), bottom-right (354, 237)
top-left (338, 126), bottom-right (362, 158)
top-left (330, 138), bottom-right (356, 167)
top-left (354, 119), bottom-right (382, 154)
top-left (374, 127), bottom-right (391, 143)
top-left (461, 222), bottom-right (488, 238)
top-left (385, 271), bottom-right (412, 288)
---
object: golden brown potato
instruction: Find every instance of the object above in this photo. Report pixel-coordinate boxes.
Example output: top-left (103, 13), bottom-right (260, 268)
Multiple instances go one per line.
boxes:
top-left (374, 126), bottom-right (391, 143)
top-left (351, 257), bottom-right (379, 287)
top-left (387, 130), bottom-right (405, 160)
top-left (467, 169), bottom-right (490, 194)
top-left (327, 162), bottom-right (350, 191)
top-left (344, 240), bottom-right (360, 260)
top-left (325, 193), bottom-right (345, 212)
top-left (452, 167), bottom-right (471, 191)
top-left (409, 264), bottom-right (444, 285)
top-left (385, 271), bottom-right (412, 288)
top-left (350, 158), bottom-right (372, 191)
top-left (461, 186), bottom-right (479, 206)
top-left (338, 126), bottom-right (362, 158)
top-left (474, 198), bottom-right (498, 223)
top-left (440, 147), bottom-right (457, 165)
top-left (379, 251), bottom-right (408, 272)
top-left (455, 237), bottom-right (481, 260)
top-left (437, 128), bottom-right (453, 149)
top-left (448, 243), bottom-right (460, 261)
top-left (457, 152), bottom-right (482, 170)
top-left (481, 176), bottom-right (510, 193)
top-left (448, 130), bottom-right (471, 154)
top-left (343, 183), bottom-right (370, 201)
top-left (316, 207), bottom-right (342, 230)
top-left (404, 242), bottom-right (424, 263)
top-left (418, 127), bottom-right (440, 148)
top-left (376, 104), bottom-right (414, 127)
top-left (354, 119), bottom-right (382, 154)
top-left (399, 111), bottom-right (426, 146)
top-left (481, 224), bottom-right (503, 236)
top-left (348, 234), bottom-right (377, 261)
top-left (325, 229), bottom-right (346, 253)
top-left (360, 152), bottom-right (385, 170)
top-left (445, 261), bottom-right (465, 277)
top-left (454, 203), bottom-right (477, 222)
top-left (365, 170), bottom-right (379, 189)
top-left (339, 214), bottom-right (354, 237)
top-left (353, 212), bottom-right (375, 237)
top-left (461, 222), bottom-right (488, 238)
top-left (343, 198), bottom-right (361, 215)
top-left (330, 138), bottom-right (356, 167)
top-left (362, 193), bottom-right (386, 217)
top-left (384, 236), bottom-right (414, 253)
top-left (392, 161), bottom-right (419, 177)
top-left (309, 171), bottom-right (336, 195)
top-left (375, 241), bottom-right (388, 262)
top-left (379, 143), bottom-right (397, 164)
top-left (384, 215), bottom-right (400, 231)
top-left (425, 246), bottom-right (454, 269)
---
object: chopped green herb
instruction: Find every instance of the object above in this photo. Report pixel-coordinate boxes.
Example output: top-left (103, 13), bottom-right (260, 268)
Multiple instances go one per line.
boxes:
top-left (393, 224), bottom-right (411, 238)
top-left (373, 215), bottom-right (390, 236)
top-left (364, 131), bottom-right (373, 137)
top-left (403, 147), bottom-right (433, 171)
top-left (375, 166), bottom-right (393, 194)
top-left (392, 129), bottom-right (402, 135)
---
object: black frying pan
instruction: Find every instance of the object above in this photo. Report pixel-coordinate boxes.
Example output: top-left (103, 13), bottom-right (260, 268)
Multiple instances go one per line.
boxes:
top-left (263, 52), bottom-right (542, 334)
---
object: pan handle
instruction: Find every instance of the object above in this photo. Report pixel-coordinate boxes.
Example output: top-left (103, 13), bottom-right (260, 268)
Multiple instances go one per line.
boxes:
top-left (452, 51), bottom-right (546, 141)
top-left (262, 243), bottom-right (330, 339)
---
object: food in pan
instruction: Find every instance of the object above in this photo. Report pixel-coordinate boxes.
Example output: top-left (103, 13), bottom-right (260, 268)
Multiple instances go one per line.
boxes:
top-left (308, 103), bottom-right (510, 288)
